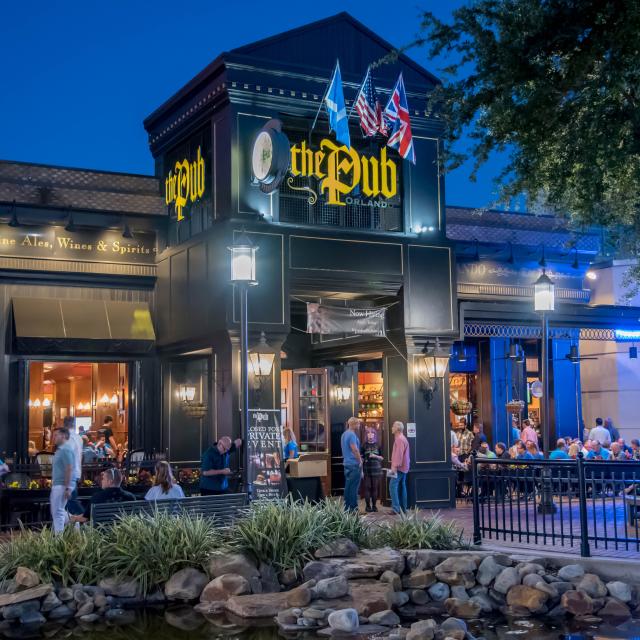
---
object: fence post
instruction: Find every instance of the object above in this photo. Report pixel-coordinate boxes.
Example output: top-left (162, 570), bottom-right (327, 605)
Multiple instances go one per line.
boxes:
top-left (577, 453), bottom-right (591, 557)
top-left (471, 453), bottom-right (481, 546)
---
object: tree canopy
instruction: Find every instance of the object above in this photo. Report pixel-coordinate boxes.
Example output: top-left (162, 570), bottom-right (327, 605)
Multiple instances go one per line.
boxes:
top-left (417, 0), bottom-right (640, 255)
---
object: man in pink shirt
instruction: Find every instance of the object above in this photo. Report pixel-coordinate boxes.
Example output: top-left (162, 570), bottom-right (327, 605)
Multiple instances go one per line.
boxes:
top-left (520, 419), bottom-right (539, 447)
top-left (390, 421), bottom-right (410, 514)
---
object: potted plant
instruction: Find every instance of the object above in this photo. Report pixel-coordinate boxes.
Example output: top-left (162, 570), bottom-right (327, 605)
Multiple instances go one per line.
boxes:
top-left (450, 399), bottom-right (473, 415)
top-left (506, 400), bottom-right (525, 414)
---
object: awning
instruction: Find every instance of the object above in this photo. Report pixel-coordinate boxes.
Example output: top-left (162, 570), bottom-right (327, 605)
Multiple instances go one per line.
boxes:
top-left (12, 298), bottom-right (155, 354)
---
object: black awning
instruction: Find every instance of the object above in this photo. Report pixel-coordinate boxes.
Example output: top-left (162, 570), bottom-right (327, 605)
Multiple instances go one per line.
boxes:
top-left (12, 298), bottom-right (155, 355)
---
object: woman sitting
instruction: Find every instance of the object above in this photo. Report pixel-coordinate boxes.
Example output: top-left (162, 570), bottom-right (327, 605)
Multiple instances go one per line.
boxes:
top-left (145, 461), bottom-right (185, 501)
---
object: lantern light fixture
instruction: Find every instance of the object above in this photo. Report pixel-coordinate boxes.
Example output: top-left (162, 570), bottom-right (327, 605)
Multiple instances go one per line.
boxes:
top-left (534, 269), bottom-right (555, 312)
top-left (229, 231), bottom-right (258, 284)
top-left (178, 385), bottom-right (197, 404)
top-left (248, 331), bottom-right (276, 377)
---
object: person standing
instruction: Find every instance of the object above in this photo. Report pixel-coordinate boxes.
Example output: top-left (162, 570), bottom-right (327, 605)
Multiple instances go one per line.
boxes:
top-left (520, 419), bottom-right (539, 446)
top-left (200, 437), bottom-right (242, 495)
top-left (98, 416), bottom-right (118, 453)
top-left (65, 417), bottom-right (84, 518)
top-left (456, 421), bottom-right (474, 458)
top-left (341, 417), bottom-right (362, 512)
top-left (361, 429), bottom-right (383, 512)
top-left (283, 428), bottom-right (299, 460)
top-left (50, 428), bottom-right (76, 534)
top-left (390, 421), bottom-right (410, 514)
top-left (604, 417), bottom-right (620, 443)
top-left (589, 418), bottom-right (611, 447)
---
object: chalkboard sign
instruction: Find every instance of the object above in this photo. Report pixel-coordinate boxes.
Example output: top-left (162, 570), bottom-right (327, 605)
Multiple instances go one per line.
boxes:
top-left (248, 409), bottom-right (286, 500)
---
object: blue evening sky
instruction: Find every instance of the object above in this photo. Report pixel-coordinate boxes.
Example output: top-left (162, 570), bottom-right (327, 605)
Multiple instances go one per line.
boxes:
top-left (0, 0), bottom-right (504, 209)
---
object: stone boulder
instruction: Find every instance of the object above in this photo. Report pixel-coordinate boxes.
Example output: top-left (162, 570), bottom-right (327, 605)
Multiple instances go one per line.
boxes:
top-left (303, 561), bottom-right (338, 582)
top-left (428, 582), bottom-right (450, 602)
top-left (444, 597), bottom-right (482, 619)
top-left (315, 575), bottom-right (349, 599)
top-left (402, 570), bottom-right (436, 589)
top-left (557, 564), bottom-right (585, 581)
top-left (434, 556), bottom-right (478, 587)
top-left (165, 568), bottom-right (208, 601)
top-left (14, 567), bottom-right (40, 590)
top-left (506, 585), bottom-right (548, 612)
top-left (2, 600), bottom-right (40, 621)
top-left (380, 570), bottom-right (402, 591)
top-left (98, 578), bottom-right (140, 599)
top-left (440, 617), bottom-right (467, 636)
top-left (315, 538), bottom-right (359, 559)
top-left (348, 579), bottom-right (394, 617)
top-left (200, 574), bottom-right (250, 602)
top-left (328, 608), bottom-right (359, 632)
top-left (494, 567), bottom-right (520, 594)
top-left (577, 574), bottom-right (608, 599)
top-left (225, 582), bottom-right (312, 618)
top-left (606, 581), bottom-right (632, 603)
top-left (561, 590), bottom-right (593, 616)
top-left (368, 609), bottom-right (400, 626)
top-left (598, 598), bottom-right (631, 620)
top-left (477, 556), bottom-right (504, 586)
top-left (207, 553), bottom-right (260, 582)
top-left (406, 618), bottom-right (438, 640)
top-left (320, 548), bottom-right (405, 579)
top-left (0, 584), bottom-right (52, 607)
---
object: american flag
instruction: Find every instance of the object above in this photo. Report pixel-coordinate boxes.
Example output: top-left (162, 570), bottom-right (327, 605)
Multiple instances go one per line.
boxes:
top-left (384, 73), bottom-right (416, 164)
top-left (353, 66), bottom-right (386, 137)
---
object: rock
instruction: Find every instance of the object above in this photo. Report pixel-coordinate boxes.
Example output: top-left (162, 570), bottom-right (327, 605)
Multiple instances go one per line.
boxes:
top-left (434, 556), bottom-right (478, 587)
top-left (402, 570), bottom-right (436, 589)
top-left (288, 584), bottom-right (313, 607)
top-left (79, 613), bottom-right (100, 623)
top-left (561, 590), bottom-right (593, 616)
top-left (517, 562), bottom-right (545, 578)
top-left (606, 581), bottom-right (632, 603)
top-left (315, 575), bottom-right (349, 599)
top-left (98, 578), bottom-right (139, 599)
top-left (406, 618), bottom-right (437, 640)
top-left (427, 582), bottom-right (450, 602)
top-left (208, 553), bottom-right (259, 582)
top-left (494, 567), bottom-right (520, 594)
top-left (75, 602), bottom-right (94, 618)
top-left (276, 607), bottom-right (300, 626)
top-left (165, 568), bottom-right (208, 601)
top-left (501, 604), bottom-right (532, 617)
top-left (506, 585), bottom-right (548, 612)
top-left (81, 586), bottom-right (105, 597)
top-left (577, 574), bottom-right (607, 599)
top-left (444, 597), bottom-right (482, 618)
top-left (19, 609), bottom-right (46, 626)
top-left (41, 592), bottom-right (62, 613)
top-left (57, 588), bottom-right (73, 602)
top-left (348, 579), bottom-right (394, 616)
top-left (598, 598), bottom-right (631, 620)
top-left (392, 591), bottom-right (410, 606)
top-left (328, 608), bottom-right (359, 632)
top-left (408, 589), bottom-right (429, 605)
top-left (315, 538), bottom-right (359, 559)
top-left (532, 581), bottom-right (558, 599)
top-left (193, 600), bottom-right (226, 615)
top-left (165, 606), bottom-right (204, 631)
top-left (380, 570), bottom-right (402, 591)
top-left (558, 564), bottom-right (585, 581)
top-left (548, 604), bottom-right (568, 618)
top-left (368, 609), bottom-right (400, 626)
top-left (200, 574), bottom-right (250, 602)
top-left (105, 608), bottom-right (136, 625)
top-left (14, 568), bottom-right (40, 590)
top-left (280, 569), bottom-right (298, 587)
top-left (303, 561), bottom-right (338, 582)
top-left (522, 573), bottom-right (544, 588)
top-left (73, 590), bottom-right (91, 605)
top-left (555, 582), bottom-right (575, 596)
top-left (3, 601), bottom-right (40, 620)
top-left (469, 593), bottom-right (494, 613)
top-left (92, 594), bottom-right (108, 609)
top-left (48, 605), bottom-right (74, 620)
top-left (321, 548), bottom-right (405, 579)
top-left (440, 617), bottom-right (467, 635)
top-left (450, 585), bottom-right (469, 601)
top-left (303, 606), bottom-right (328, 621)
top-left (225, 582), bottom-right (312, 618)
top-left (477, 556), bottom-right (504, 586)
top-left (0, 584), bottom-right (52, 608)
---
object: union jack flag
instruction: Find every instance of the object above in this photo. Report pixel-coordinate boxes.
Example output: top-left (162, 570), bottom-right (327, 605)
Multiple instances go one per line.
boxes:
top-left (353, 66), bottom-right (386, 137)
top-left (384, 73), bottom-right (416, 164)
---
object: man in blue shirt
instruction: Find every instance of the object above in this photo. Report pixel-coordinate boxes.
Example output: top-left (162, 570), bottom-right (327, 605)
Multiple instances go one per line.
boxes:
top-left (50, 428), bottom-right (76, 534)
top-left (515, 441), bottom-right (534, 460)
top-left (341, 417), bottom-right (362, 512)
top-left (200, 437), bottom-right (242, 495)
top-left (586, 441), bottom-right (611, 460)
top-left (549, 438), bottom-right (570, 460)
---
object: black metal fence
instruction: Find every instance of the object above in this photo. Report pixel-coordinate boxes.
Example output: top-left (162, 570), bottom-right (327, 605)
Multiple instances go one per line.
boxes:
top-left (471, 454), bottom-right (640, 556)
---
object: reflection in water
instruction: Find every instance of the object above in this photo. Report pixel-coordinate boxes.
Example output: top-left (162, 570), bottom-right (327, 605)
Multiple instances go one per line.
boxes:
top-left (11, 609), bottom-right (640, 640)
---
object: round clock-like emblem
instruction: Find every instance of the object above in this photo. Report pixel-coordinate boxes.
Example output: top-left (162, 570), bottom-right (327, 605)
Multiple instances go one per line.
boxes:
top-left (251, 120), bottom-right (290, 193)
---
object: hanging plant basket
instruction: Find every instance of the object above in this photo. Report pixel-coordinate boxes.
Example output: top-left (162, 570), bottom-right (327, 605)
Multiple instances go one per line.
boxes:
top-left (450, 400), bottom-right (473, 415)
top-left (506, 400), bottom-right (525, 414)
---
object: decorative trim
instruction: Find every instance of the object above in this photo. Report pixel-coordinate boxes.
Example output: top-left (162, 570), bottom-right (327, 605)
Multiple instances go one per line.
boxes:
top-left (458, 282), bottom-right (590, 302)
top-left (463, 322), bottom-right (616, 341)
top-left (0, 256), bottom-right (156, 278)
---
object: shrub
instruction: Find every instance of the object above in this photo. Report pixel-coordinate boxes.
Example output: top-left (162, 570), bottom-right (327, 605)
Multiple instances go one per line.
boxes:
top-left (98, 510), bottom-right (225, 594)
top-left (0, 526), bottom-right (102, 586)
top-left (371, 510), bottom-right (466, 550)
top-left (320, 497), bottom-right (370, 548)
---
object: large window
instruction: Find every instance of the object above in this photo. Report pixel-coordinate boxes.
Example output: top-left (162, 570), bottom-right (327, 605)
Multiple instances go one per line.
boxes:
top-left (27, 362), bottom-right (129, 454)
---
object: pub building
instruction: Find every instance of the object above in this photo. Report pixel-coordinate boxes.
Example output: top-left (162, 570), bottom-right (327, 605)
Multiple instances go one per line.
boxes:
top-left (1, 12), bottom-right (640, 509)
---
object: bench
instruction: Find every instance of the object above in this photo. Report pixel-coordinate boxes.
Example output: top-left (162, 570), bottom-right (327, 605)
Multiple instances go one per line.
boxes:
top-left (91, 493), bottom-right (248, 527)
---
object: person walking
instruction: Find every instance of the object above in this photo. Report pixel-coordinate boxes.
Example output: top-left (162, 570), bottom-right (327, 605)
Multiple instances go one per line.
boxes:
top-left (389, 421), bottom-right (410, 514)
top-left (361, 429), bottom-right (383, 512)
top-left (50, 427), bottom-right (76, 534)
top-left (200, 436), bottom-right (242, 495)
top-left (341, 417), bottom-right (362, 512)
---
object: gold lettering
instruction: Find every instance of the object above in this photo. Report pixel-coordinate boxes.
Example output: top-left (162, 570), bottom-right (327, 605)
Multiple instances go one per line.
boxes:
top-left (197, 147), bottom-right (205, 199)
top-left (288, 138), bottom-right (397, 205)
top-left (164, 146), bottom-right (206, 221)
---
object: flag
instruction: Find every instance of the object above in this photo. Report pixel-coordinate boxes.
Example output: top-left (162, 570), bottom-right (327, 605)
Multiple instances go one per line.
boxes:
top-left (324, 61), bottom-right (351, 148)
top-left (384, 73), bottom-right (416, 164)
top-left (353, 66), bottom-right (386, 137)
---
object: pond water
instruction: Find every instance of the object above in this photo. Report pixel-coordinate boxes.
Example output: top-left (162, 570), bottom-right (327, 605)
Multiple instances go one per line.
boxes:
top-left (5, 609), bottom-right (640, 640)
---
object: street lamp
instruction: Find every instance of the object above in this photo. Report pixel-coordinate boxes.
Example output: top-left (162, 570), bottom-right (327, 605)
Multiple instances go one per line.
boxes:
top-left (229, 232), bottom-right (258, 497)
top-left (534, 268), bottom-right (556, 513)
top-left (248, 332), bottom-right (276, 377)
top-left (419, 341), bottom-right (449, 408)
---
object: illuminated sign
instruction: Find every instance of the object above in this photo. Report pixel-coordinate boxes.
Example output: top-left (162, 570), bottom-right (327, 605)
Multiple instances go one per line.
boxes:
top-left (289, 139), bottom-right (397, 206)
top-left (164, 146), bottom-right (205, 221)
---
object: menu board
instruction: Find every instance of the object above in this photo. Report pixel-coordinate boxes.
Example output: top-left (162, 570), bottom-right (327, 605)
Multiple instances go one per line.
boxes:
top-left (248, 409), bottom-right (286, 500)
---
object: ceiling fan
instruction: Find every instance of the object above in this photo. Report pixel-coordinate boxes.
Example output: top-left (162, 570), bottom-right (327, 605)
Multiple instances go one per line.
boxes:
top-left (565, 344), bottom-right (598, 364)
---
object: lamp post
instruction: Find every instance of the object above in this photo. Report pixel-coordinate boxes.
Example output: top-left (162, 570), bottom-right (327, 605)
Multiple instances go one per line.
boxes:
top-left (229, 232), bottom-right (258, 496)
top-left (534, 268), bottom-right (556, 514)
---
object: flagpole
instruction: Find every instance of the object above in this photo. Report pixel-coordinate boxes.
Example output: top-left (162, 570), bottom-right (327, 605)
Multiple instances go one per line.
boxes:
top-left (311, 60), bottom-right (338, 133)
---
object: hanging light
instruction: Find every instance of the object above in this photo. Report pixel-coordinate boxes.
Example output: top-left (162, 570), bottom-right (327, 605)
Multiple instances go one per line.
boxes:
top-left (229, 231), bottom-right (258, 284)
top-left (100, 393), bottom-right (110, 407)
top-left (122, 217), bottom-right (133, 239)
top-left (534, 269), bottom-right (555, 312)
top-left (335, 386), bottom-right (352, 403)
top-left (423, 341), bottom-right (450, 380)
top-left (110, 393), bottom-right (118, 405)
top-left (248, 331), bottom-right (276, 377)
top-left (43, 398), bottom-right (51, 408)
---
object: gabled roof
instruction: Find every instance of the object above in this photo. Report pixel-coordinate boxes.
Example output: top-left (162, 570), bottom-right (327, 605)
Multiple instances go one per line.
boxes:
top-left (231, 12), bottom-right (440, 90)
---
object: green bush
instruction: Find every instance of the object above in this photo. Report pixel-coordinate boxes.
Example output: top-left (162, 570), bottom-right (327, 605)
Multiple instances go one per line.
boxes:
top-left (371, 510), bottom-right (466, 550)
top-left (0, 526), bottom-right (102, 586)
top-left (320, 497), bottom-right (370, 548)
top-left (99, 510), bottom-right (224, 594)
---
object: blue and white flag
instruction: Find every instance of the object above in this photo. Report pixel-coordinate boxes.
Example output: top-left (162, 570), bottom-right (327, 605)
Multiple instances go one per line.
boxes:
top-left (324, 61), bottom-right (351, 148)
